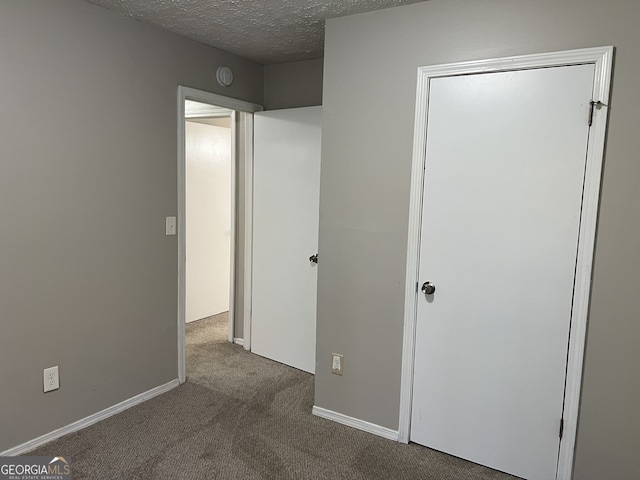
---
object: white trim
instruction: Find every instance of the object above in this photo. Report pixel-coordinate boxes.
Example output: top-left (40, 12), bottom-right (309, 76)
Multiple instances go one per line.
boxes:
top-left (397, 48), bottom-right (432, 445)
top-left (242, 113), bottom-right (254, 351)
top-left (399, 46), bottom-right (614, 480)
top-left (228, 111), bottom-right (237, 344)
top-left (180, 87), bottom-right (263, 114)
top-left (185, 113), bottom-right (232, 119)
top-left (177, 91), bottom-right (187, 383)
top-left (408, 46), bottom-right (614, 79)
top-left (1, 380), bottom-right (179, 456)
top-left (233, 337), bottom-right (245, 346)
top-left (556, 46), bottom-right (614, 480)
top-left (312, 406), bottom-right (399, 441)
top-left (177, 86), bottom-right (263, 383)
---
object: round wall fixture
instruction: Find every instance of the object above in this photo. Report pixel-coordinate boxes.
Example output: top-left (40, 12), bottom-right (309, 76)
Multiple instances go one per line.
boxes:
top-left (216, 66), bottom-right (234, 87)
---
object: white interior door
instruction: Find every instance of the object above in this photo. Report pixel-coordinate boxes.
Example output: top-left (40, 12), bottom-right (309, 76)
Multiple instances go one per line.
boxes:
top-left (410, 65), bottom-right (595, 479)
top-left (251, 106), bottom-right (321, 374)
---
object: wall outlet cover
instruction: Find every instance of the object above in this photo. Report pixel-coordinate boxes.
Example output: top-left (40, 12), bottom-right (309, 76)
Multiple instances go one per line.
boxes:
top-left (44, 366), bottom-right (59, 393)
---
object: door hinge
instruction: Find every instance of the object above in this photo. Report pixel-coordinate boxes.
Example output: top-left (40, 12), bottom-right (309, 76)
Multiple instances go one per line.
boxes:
top-left (559, 418), bottom-right (564, 439)
top-left (589, 100), bottom-right (608, 127)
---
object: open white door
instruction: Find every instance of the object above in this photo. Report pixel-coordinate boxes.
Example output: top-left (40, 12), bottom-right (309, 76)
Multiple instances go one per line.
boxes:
top-left (251, 106), bottom-right (321, 374)
top-left (410, 64), bottom-right (595, 480)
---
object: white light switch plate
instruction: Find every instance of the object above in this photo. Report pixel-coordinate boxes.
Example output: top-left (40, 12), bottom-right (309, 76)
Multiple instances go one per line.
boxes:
top-left (331, 353), bottom-right (343, 375)
top-left (166, 216), bottom-right (177, 235)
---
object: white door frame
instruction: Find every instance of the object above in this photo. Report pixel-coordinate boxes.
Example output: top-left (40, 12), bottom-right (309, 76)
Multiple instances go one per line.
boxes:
top-left (177, 86), bottom-right (263, 383)
top-left (399, 46), bottom-right (613, 480)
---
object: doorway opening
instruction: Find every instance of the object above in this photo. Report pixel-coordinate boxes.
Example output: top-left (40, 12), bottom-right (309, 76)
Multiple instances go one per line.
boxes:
top-left (177, 86), bottom-right (263, 383)
top-left (185, 101), bottom-right (232, 325)
top-left (184, 101), bottom-right (233, 377)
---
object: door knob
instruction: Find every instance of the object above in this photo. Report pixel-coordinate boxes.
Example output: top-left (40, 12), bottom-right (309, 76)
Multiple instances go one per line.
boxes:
top-left (421, 282), bottom-right (436, 295)
top-left (309, 254), bottom-right (318, 264)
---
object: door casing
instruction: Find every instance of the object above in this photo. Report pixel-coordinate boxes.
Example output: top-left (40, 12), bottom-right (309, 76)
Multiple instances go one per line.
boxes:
top-left (177, 86), bottom-right (263, 383)
top-left (399, 46), bottom-right (613, 480)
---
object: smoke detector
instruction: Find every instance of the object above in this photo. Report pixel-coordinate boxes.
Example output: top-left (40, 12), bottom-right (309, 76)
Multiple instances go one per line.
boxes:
top-left (216, 66), bottom-right (234, 87)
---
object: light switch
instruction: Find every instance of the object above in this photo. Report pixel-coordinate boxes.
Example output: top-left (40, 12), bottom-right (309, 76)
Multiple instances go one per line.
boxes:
top-left (166, 216), bottom-right (177, 235)
top-left (331, 353), bottom-right (343, 375)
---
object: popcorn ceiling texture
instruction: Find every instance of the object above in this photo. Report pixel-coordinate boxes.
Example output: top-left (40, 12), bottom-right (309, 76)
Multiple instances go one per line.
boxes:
top-left (86, 0), bottom-right (427, 64)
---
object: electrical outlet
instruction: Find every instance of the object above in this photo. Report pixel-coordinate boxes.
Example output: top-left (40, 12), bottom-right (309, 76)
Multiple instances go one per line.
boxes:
top-left (331, 353), bottom-right (343, 376)
top-left (44, 366), bottom-right (59, 393)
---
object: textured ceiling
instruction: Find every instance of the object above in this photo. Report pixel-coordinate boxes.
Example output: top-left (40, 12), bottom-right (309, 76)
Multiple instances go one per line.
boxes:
top-left (86, 0), bottom-right (427, 64)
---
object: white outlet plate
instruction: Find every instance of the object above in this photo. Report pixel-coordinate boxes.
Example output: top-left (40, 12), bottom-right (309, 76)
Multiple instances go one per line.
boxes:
top-left (165, 216), bottom-right (177, 236)
top-left (331, 353), bottom-right (343, 375)
top-left (43, 366), bottom-right (59, 392)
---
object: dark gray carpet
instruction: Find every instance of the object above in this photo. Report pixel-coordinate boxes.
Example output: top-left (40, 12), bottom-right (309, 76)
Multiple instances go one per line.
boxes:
top-left (31, 313), bottom-right (519, 479)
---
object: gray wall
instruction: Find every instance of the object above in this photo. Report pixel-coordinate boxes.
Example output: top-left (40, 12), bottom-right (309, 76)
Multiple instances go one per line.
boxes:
top-left (315, 1), bottom-right (640, 478)
top-left (263, 58), bottom-right (324, 110)
top-left (0, 0), bottom-right (262, 452)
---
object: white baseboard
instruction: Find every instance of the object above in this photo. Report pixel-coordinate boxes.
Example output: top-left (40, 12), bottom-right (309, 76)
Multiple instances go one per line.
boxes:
top-left (1, 379), bottom-right (180, 456)
top-left (312, 406), bottom-right (399, 441)
top-left (233, 338), bottom-right (244, 346)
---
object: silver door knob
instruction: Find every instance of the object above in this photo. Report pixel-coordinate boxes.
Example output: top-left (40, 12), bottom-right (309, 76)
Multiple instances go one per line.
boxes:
top-left (421, 282), bottom-right (436, 295)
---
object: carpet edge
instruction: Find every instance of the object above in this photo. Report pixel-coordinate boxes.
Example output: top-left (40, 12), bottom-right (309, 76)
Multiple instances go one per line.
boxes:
top-left (1, 379), bottom-right (180, 456)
